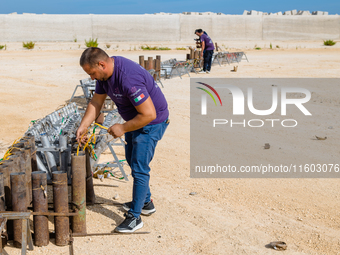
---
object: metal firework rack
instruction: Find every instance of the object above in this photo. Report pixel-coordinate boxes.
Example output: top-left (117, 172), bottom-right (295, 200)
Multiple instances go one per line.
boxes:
top-left (0, 88), bottom-right (139, 254)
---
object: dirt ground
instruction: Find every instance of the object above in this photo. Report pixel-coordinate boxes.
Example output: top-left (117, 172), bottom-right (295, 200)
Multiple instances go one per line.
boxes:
top-left (0, 41), bottom-right (340, 255)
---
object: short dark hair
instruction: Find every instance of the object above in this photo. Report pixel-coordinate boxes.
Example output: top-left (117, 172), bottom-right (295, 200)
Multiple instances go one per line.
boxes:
top-left (80, 47), bottom-right (110, 67)
top-left (195, 29), bottom-right (203, 34)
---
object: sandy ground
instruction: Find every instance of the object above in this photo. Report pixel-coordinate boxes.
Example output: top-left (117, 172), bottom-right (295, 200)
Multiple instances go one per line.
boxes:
top-left (0, 41), bottom-right (340, 255)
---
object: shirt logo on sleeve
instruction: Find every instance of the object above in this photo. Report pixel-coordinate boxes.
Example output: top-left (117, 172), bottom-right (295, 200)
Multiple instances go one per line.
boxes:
top-left (134, 93), bottom-right (145, 103)
top-left (131, 87), bottom-right (137, 93)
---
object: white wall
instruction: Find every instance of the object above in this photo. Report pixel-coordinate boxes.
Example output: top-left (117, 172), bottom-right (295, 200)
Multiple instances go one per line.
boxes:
top-left (0, 13), bottom-right (339, 42)
top-left (262, 15), bottom-right (340, 40)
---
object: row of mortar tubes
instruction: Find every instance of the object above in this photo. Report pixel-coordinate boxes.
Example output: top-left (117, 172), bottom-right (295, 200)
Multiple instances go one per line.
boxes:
top-left (26, 103), bottom-right (80, 143)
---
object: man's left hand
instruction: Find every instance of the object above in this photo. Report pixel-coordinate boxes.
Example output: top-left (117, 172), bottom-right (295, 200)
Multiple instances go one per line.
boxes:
top-left (107, 123), bottom-right (125, 138)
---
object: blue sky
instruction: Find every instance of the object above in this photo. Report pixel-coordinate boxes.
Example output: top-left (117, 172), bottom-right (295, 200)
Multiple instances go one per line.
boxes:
top-left (0, 0), bottom-right (339, 15)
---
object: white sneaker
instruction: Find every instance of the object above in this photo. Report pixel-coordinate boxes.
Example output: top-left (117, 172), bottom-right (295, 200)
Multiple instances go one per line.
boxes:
top-left (198, 70), bottom-right (206, 74)
top-left (206, 71), bottom-right (210, 74)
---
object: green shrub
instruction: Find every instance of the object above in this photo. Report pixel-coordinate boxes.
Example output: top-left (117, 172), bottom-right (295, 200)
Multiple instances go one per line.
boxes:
top-left (158, 47), bottom-right (171, 50)
top-left (23, 41), bottom-right (35, 49)
top-left (255, 47), bottom-right (261, 50)
top-left (106, 44), bottom-right (111, 49)
top-left (85, 38), bottom-right (98, 47)
top-left (141, 45), bottom-right (171, 50)
top-left (176, 47), bottom-right (187, 50)
top-left (323, 40), bottom-right (336, 46)
top-left (270, 43), bottom-right (272, 49)
top-left (141, 45), bottom-right (157, 50)
top-left (0, 45), bottom-right (6, 50)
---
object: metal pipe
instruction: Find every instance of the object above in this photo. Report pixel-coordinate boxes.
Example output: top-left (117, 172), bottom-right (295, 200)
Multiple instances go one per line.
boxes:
top-left (0, 217), bottom-right (6, 254)
top-left (10, 172), bottom-right (27, 248)
top-left (41, 135), bottom-right (58, 173)
top-left (71, 152), bottom-right (86, 234)
top-left (21, 135), bottom-right (35, 147)
top-left (32, 171), bottom-right (49, 247)
top-left (0, 173), bottom-right (5, 212)
top-left (59, 135), bottom-right (69, 173)
top-left (0, 172), bottom-right (6, 249)
top-left (52, 171), bottom-right (69, 246)
top-left (85, 150), bottom-right (95, 205)
top-left (10, 148), bottom-right (26, 172)
top-left (21, 135), bottom-right (38, 172)
top-left (12, 146), bottom-right (32, 206)
top-left (148, 57), bottom-right (154, 70)
top-left (0, 159), bottom-right (17, 237)
top-left (36, 154), bottom-right (51, 179)
top-left (139, 55), bottom-right (145, 68)
top-left (5, 155), bottom-right (20, 173)
top-left (156, 55), bottom-right (161, 77)
top-left (153, 59), bottom-right (157, 80)
top-left (13, 142), bottom-right (28, 149)
top-left (24, 146), bottom-right (33, 205)
top-left (0, 161), bottom-right (13, 209)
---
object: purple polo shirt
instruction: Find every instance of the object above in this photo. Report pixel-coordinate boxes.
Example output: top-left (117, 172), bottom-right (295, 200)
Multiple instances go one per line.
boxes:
top-left (200, 33), bottom-right (215, 51)
top-left (95, 56), bottom-right (169, 125)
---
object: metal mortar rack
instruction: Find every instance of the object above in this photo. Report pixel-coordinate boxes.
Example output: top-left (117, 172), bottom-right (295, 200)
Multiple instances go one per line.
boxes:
top-left (91, 109), bottom-right (129, 180)
top-left (0, 102), bottom-right (137, 254)
top-left (25, 103), bottom-right (82, 181)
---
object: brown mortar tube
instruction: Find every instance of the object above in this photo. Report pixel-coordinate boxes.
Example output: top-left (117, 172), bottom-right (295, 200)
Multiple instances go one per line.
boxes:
top-left (32, 171), bottom-right (49, 247)
top-left (53, 171), bottom-right (69, 246)
top-left (10, 148), bottom-right (26, 172)
top-left (71, 152), bottom-right (86, 234)
top-left (148, 57), bottom-right (153, 70)
top-left (139, 55), bottom-right (145, 68)
top-left (85, 151), bottom-right (95, 205)
top-left (10, 172), bottom-right (27, 248)
top-left (0, 161), bottom-right (14, 209)
top-left (11, 147), bottom-right (32, 206)
top-left (0, 159), bottom-right (18, 236)
top-left (21, 136), bottom-right (38, 172)
top-left (6, 155), bottom-right (21, 173)
top-left (0, 172), bottom-right (5, 212)
top-left (0, 172), bottom-right (5, 251)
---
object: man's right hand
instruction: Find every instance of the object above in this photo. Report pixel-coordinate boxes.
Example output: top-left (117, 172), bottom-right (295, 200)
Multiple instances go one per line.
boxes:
top-left (75, 93), bottom-right (107, 145)
top-left (76, 126), bottom-right (89, 145)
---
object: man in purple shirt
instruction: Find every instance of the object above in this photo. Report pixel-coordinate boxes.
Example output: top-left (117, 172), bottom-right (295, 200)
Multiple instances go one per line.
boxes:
top-left (195, 29), bottom-right (215, 74)
top-left (77, 47), bottom-right (169, 233)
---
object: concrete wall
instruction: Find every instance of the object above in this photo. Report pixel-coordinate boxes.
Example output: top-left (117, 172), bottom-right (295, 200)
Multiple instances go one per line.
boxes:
top-left (0, 13), bottom-right (339, 42)
top-left (179, 15), bottom-right (264, 41)
top-left (262, 16), bottom-right (340, 40)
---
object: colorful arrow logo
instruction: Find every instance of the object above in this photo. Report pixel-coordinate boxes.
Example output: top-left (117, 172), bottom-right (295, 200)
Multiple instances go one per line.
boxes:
top-left (196, 82), bottom-right (223, 106)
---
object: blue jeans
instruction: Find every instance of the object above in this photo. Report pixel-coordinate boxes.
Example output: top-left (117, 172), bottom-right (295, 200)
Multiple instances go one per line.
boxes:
top-left (203, 50), bottom-right (214, 71)
top-left (124, 118), bottom-right (169, 218)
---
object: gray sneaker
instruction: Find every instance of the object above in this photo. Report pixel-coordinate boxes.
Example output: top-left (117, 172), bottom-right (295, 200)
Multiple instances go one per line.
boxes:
top-left (198, 70), bottom-right (206, 74)
top-left (114, 212), bottom-right (143, 233)
top-left (122, 200), bottom-right (156, 216)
